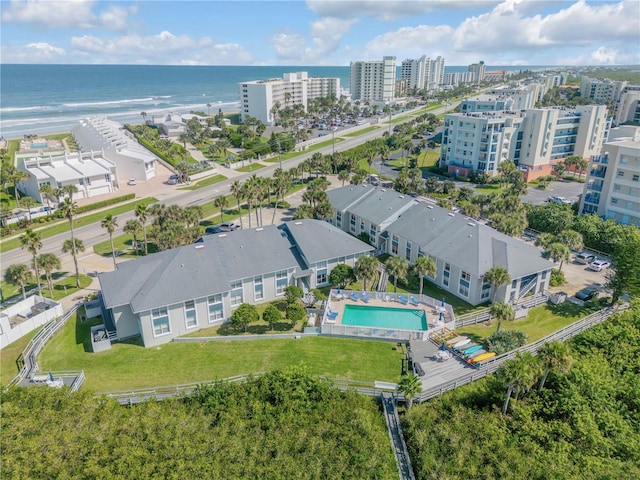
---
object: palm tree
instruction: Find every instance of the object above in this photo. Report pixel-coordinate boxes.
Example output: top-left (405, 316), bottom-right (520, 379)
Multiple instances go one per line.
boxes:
top-left (124, 219), bottom-right (143, 253)
top-left (39, 184), bottom-right (54, 213)
top-left (36, 253), bottom-right (61, 296)
top-left (412, 256), bottom-right (436, 297)
top-left (11, 169), bottom-right (28, 206)
top-left (135, 203), bottom-right (149, 255)
top-left (497, 351), bottom-right (541, 414)
top-left (230, 180), bottom-right (244, 229)
top-left (537, 341), bottom-right (573, 392)
top-left (545, 242), bottom-right (571, 272)
top-left (21, 196), bottom-right (36, 224)
top-left (140, 111), bottom-right (147, 123)
top-left (556, 230), bottom-right (584, 254)
top-left (20, 229), bottom-right (43, 296)
top-left (213, 196), bottom-right (229, 223)
top-left (101, 214), bottom-right (119, 270)
top-left (355, 256), bottom-right (379, 292)
top-left (62, 184), bottom-right (78, 201)
top-left (62, 238), bottom-right (85, 281)
top-left (398, 373), bottom-right (422, 408)
top-left (490, 301), bottom-right (514, 333)
top-left (206, 103), bottom-right (212, 115)
top-left (338, 170), bottom-right (350, 187)
top-left (4, 264), bottom-right (33, 300)
top-left (293, 204), bottom-right (313, 220)
top-left (385, 256), bottom-right (409, 293)
top-left (179, 133), bottom-right (189, 149)
top-left (58, 198), bottom-right (81, 287)
top-left (482, 266), bottom-right (511, 304)
top-left (271, 177), bottom-right (288, 225)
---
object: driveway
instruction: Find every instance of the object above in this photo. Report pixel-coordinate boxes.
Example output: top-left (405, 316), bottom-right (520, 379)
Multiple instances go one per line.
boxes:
top-left (522, 180), bottom-right (584, 205)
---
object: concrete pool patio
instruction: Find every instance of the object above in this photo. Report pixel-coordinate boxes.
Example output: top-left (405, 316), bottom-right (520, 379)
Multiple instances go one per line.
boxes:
top-left (321, 289), bottom-right (456, 341)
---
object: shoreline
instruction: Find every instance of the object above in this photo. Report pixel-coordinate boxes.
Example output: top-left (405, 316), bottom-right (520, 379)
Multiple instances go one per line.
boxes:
top-left (3, 108), bottom-right (242, 141)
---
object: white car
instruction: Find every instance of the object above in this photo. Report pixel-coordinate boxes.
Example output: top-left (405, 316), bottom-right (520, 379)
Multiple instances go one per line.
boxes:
top-left (588, 260), bottom-right (611, 272)
top-left (127, 178), bottom-right (137, 186)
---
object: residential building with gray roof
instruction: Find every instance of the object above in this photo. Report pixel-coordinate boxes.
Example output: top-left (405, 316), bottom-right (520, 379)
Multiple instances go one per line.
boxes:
top-left (98, 220), bottom-right (373, 347)
top-left (327, 185), bottom-right (554, 306)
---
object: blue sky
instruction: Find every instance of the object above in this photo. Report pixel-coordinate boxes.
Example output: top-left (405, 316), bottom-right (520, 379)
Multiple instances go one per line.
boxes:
top-left (2, 0), bottom-right (639, 66)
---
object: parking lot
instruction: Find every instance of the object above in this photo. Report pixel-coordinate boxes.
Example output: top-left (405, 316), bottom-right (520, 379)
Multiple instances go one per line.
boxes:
top-left (522, 180), bottom-right (585, 205)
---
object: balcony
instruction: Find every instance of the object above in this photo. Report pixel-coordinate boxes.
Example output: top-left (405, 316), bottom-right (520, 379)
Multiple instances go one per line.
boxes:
top-left (586, 182), bottom-right (603, 192)
top-left (589, 168), bottom-right (607, 179)
top-left (584, 194), bottom-right (600, 205)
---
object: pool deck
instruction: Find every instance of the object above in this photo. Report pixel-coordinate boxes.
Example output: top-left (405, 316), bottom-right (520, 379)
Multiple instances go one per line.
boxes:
top-left (324, 291), bottom-right (451, 330)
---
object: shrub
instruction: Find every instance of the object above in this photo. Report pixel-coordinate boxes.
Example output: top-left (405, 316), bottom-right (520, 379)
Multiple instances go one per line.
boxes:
top-left (286, 303), bottom-right (306, 328)
top-left (483, 330), bottom-right (528, 355)
top-left (549, 268), bottom-right (566, 286)
top-left (76, 194), bottom-right (136, 215)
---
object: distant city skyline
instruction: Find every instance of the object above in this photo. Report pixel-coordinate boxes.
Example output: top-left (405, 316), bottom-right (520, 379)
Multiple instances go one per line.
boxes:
top-left (1, 0), bottom-right (639, 66)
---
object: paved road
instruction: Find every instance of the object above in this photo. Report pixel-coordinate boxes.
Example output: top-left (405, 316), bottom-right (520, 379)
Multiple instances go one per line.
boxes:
top-left (1, 103), bottom-right (458, 274)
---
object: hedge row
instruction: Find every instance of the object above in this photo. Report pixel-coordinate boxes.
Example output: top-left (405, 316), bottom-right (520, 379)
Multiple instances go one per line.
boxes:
top-left (75, 193), bottom-right (135, 214)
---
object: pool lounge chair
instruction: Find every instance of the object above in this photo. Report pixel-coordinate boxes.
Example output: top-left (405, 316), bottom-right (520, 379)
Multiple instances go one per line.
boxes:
top-left (361, 292), bottom-right (370, 303)
top-left (350, 292), bottom-right (360, 302)
top-left (327, 311), bottom-right (339, 320)
top-left (409, 296), bottom-right (420, 306)
top-left (397, 295), bottom-right (409, 305)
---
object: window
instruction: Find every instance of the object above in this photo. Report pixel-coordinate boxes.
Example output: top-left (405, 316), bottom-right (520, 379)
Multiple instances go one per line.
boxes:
top-left (336, 211), bottom-right (342, 228)
top-left (254, 276), bottom-right (264, 301)
top-left (230, 281), bottom-right (243, 307)
top-left (618, 170), bottom-right (624, 177)
top-left (208, 294), bottom-right (223, 322)
top-left (276, 270), bottom-right (288, 295)
top-left (459, 271), bottom-right (471, 297)
top-left (443, 263), bottom-right (450, 287)
top-left (612, 198), bottom-right (618, 204)
top-left (104, 174), bottom-right (111, 182)
top-left (633, 174), bottom-right (639, 182)
top-left (350, 216), bottom-right (356, 233)
top-left (405, 241), bottom-right (412, 261)
top-left (316, 261), bottom-right (328, 285)
top-left (369, 226), bottom-right (376, 242)
top-left (481, 283), bottom-right (491, 301)
top-left (151, 307), bottom-right (170, 337)
top-left (360, 220), bottom-right (365, 233)
top-left (392, 235), bottom-right (399, 255)
top-left (184, 300), bottom-right (197, 328)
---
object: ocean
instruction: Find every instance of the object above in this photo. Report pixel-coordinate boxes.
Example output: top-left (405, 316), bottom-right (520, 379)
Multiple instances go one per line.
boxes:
top-left (1, 64), bottom-right (538, 138)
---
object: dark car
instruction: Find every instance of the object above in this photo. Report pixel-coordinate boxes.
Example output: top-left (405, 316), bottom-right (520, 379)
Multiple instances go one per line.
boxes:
top-left (205, 226), bottom-right (223, 235)
top-left (574, 287), bottom-right (598, 302)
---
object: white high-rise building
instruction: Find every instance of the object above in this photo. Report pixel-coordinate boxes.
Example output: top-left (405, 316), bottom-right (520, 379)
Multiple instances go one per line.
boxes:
top-left (426, 56), bottom-right (445, 91)
top-left (440, 105), bottom-right (610, 181)
top-left (581, 126), bottom-right (640, 227)
top-left (350, 56), bottom-right (397, 102)
top-left (468, 61), bottom-right (486, 82)
top-left (401, 55), bottom-right (428, 90)
top-left (239, 72), bottom-right (340, 125)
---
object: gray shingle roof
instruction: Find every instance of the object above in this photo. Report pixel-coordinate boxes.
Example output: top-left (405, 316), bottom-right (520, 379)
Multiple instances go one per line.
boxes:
top-left (99, 220), bottom-right (374, 313)
top-left (326, 184), bottom-right (418, 226)
top-left (385, 202), bottom-right (554, 278)
top-left (282, 219), bottom-right (374, 265)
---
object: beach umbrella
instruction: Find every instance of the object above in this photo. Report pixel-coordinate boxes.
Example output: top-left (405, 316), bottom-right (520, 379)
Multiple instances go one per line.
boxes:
top-left (438, 311), bottom-right (444, 322)
top-left (441, 297), bottom-right (446, 307)
top-left (440, 342), bottom-right (447, 351)
top-left (337, 287), bottom-right (341, 296)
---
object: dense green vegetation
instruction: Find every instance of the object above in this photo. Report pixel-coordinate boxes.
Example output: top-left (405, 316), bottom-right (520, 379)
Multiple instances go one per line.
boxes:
top-left (1, 366), bottom-right (397, 479)
top-left (403, 303), bottom-right (640, 479)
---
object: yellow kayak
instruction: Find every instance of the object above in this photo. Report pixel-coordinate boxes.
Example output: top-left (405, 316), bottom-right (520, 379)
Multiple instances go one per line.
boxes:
top-left (471, 352), bottom-right (496, 363)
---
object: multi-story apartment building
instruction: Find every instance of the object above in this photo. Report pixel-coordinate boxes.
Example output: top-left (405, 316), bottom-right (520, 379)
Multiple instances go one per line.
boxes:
top-left (443, 71), bottom-right (476, 87)
top-left (440, 105), bottom-right (610, 181)
top-left (400, 55), bottom-right (445, 93)
top-left (579, 76), bottom-right (626, 103)
top-left (613, 88), bottom-right (640, 126)
top-left (460, 85), bottom-right (538, 113)
top-left (468, 61), bottom-right (486, 82)
top-left (426, 56), bottom-right (445, 91)
top-left (350, 56), bottom-right (396, 102)
top-left (239, 72), bottom-right (340, 125)
top-left (581, 126), bottom-right (640, 227)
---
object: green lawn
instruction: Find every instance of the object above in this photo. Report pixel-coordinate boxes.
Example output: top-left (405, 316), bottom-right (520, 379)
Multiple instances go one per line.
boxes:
top-left (37, 314), bottom-right (406, 391)
top-left (473, 184), bottom-right (504, 195)
top-left (457, 302), bottom-right (600, 343)
top-left (0, 197), bottom-right (158, 253)
top-left (418, 150), bottom-right (440, 167)
top-left (265, 138), bottom-right (345, 163)
top-left (236, 163), bottom-right (266, 173)
top-left (343, 126), bottom-right (380, 137)
top-left (357, 159), bottom-right (380, 175)
top-left (1, 327), bottom-right (41, 386)
top-left (177, 174), bottom-right (227, 190)
top-left (1, 273), bottom-right (93, 304)
top-left (419, 280), bottom-right (480, 316)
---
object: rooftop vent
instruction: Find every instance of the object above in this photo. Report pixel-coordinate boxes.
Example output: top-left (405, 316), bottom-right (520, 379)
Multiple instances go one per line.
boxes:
top-left (256, 227), bottom-right (264, 231)
top-left (218, 233), bottom-right (227, 238)
top-left (194, 244), bottom-right (204, 249)
top-left (399, 195), bottom-right (404, 199)
top-left (467, 222), bottom-right (476, 227)
top-left (427, 205), bottom-right (434, 209)
top-left (294, 221), bottom-right (302, 225)
top-left (381, 189), bottom-right (386, 192)
top-left (448, 213), bottom-right (455, 217)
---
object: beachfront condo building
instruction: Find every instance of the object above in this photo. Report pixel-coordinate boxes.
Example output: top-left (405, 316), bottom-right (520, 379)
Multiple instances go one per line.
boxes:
top-left (400, 55), bottom-right (446, 93)
top-left (613, 89), bottom-right (640, 126)
top-left (580, 126), bottom-right (640, 227)
top-left (350, 56), bottom-right (397, 102)
top-left (239, 72), bottom-right (340, 126)
top-left (440, 105), bottom-right (610, 181)
top-left (460, 85), bottom-right (539, 114)
top-left (468, 61), bottom-right (486, 82)
top-left (579, 76), bottom-right (626, 104)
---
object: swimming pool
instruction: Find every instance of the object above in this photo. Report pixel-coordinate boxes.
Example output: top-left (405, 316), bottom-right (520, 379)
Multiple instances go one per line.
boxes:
top-left (341, 304), bottom-right (427, 331)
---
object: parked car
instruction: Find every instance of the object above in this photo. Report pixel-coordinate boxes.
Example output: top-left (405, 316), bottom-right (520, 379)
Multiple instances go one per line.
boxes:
top-left (575, 252), bottom-right (596, 264)
top-left (547, 196), bottom-right (573, 205)
top-left (127, 178), bottom-right (137, 186)
top-left (574, 287), bottom-right (599, 302)
top-left (219, 222), bottom-right (240, 231)
top-left (205, 225), bottom-right (223, 235)
top-left (588, 260), bottom-right (611, 272)
top-left (167, 174), bottom-right (179, 185)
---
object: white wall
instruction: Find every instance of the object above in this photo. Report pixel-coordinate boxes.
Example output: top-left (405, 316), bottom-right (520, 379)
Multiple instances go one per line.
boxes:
top-left (0, 296), bottom-right (63, 349)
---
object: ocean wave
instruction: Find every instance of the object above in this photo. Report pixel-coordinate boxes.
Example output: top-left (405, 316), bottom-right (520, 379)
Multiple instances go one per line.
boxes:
top-left (0, 105), bottom-right (53, 113)
top-left (63, 97), bottom-right (155, 108)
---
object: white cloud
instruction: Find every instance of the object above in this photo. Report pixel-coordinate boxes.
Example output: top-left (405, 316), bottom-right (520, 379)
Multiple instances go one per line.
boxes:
top-left (1, 42), bottom-right (66, 62)
top-left (2, 0), bottom-right (134, 30)
top-left (309, 17), bottom-right (357, 57)
top-left (559, 46), bottom-right (640, 66)
top-left (68, 31), bottom-right (252, 65)
top-left (364, 24), bottom-right (453, 58)
top-left (306, 0), bottom-right (499, 22)
top-left (270, 33), bottom-right (308, 62)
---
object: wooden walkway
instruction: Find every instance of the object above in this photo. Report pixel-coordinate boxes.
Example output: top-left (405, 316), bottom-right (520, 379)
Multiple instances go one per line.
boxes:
top-left (381, 392), bottom-right (415, 480)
